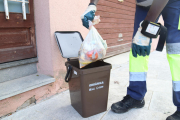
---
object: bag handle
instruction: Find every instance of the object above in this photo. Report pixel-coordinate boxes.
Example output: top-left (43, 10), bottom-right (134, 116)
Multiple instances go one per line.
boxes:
top-left (65, 65), bottom-right (72, 82)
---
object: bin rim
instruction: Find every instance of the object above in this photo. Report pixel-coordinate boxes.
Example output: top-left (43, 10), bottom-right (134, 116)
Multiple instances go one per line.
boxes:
top-left (65, 60), bottom-right (112, 75)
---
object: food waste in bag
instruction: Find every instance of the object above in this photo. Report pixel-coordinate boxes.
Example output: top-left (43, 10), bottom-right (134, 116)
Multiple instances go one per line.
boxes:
top-left (79, 16), bottom-right (108, 68)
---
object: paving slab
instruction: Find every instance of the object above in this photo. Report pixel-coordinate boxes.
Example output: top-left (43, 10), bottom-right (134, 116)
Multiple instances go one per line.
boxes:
top-left (149, 91), bottom-right (176, 115)
top-left (146, 78), bottom-right (172, 93)
top-left (105, 52), bottom-right (129, 70)
top-left (102, 108), bottom-right (167, 120)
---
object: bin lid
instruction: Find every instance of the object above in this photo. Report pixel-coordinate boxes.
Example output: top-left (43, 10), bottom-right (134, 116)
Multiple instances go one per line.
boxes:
top-left (55, 31), bottom-right (83, 58)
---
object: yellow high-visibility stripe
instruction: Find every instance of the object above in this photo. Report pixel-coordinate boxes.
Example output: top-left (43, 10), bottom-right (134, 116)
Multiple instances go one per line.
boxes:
top-left (129, 50), bottom-right (149, 72)
top-left (167, 54), bottom-right (180, 81)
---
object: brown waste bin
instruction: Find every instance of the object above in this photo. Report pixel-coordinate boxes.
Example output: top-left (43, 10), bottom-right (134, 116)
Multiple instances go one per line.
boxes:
top-left (55, 31), bottom-right (111, 118)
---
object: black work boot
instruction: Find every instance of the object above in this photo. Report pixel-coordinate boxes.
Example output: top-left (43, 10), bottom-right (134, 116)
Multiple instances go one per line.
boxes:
top-left (111, 95), bottom-right (145, 113)
top-left (166, 111), bottom-right (180, 120)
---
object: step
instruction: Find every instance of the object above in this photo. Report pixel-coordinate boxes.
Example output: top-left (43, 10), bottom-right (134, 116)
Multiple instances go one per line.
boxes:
top-left (0, 74), bottom-right (55, 101)
top-left (0, 58), bottom-right (38, 83)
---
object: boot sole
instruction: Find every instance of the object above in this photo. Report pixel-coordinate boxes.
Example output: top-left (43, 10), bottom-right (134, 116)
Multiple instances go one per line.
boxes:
top-left (111, 104), bottom-right (145, 114)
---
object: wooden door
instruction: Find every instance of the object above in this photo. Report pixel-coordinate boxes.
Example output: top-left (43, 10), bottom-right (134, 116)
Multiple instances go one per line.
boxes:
top-left (96, 0), bottom-right (136, 57)
top-left (0, 0), bottom-right (36, 63)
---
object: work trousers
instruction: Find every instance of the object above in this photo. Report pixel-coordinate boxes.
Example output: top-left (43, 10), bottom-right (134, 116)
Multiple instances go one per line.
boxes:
top-left (127, 0), bottom-right (180, 111)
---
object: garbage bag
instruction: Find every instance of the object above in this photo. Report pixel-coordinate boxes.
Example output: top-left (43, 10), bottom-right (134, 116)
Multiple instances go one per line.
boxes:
top-left (79, 16), bottom-right (107, 68)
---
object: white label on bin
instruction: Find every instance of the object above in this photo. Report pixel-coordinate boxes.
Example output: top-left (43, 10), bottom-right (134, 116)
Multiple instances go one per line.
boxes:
top-left (96, 86), bottom-right (104, 89)
top-left (89, 86), bottom-right (104, 91)
top-left (89, 88), bottom-right (95, 91)
top-left (74, 70), bottom-right (77, 75)
top-left (89, 81), bottom-right (104, 87)
top-left (89, 81), bottom-right (104, 91)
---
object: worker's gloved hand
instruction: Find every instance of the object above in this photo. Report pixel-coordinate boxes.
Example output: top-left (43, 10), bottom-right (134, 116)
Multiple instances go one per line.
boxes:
top-left (81, 4), bottom-right (97, 29)
top-left (132, 21), bottom-right (151, 58)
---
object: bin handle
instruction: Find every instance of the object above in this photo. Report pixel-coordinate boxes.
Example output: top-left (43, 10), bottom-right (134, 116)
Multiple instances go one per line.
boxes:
top-left (65, 65), bottom-right (72, 82)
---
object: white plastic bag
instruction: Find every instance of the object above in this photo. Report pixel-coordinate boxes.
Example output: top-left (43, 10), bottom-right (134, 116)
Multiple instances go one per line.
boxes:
top-left (79, 16), bottom-right (107, 68)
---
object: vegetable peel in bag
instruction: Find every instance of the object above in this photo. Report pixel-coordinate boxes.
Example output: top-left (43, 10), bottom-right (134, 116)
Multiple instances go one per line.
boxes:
top-left (79, 16), bottom-right (107, 68)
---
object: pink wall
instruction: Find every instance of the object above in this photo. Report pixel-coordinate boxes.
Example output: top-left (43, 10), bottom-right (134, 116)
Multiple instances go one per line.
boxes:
top-left (36, 0), bottom-right (89, 77)
top-left (48, 0), bottom-right (89, 89)
top-left (34, 0), bottom-right (54, 76)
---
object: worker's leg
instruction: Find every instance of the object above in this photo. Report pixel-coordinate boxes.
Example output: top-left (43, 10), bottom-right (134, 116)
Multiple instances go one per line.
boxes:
top-left (162, 0), bottom-right (180, 111)
top-left (127, 5), bottom-right (151, 100)
top-left (111, 5), bottom-right (160, 113)
top-left (128, 50), bottom-right (149, 100)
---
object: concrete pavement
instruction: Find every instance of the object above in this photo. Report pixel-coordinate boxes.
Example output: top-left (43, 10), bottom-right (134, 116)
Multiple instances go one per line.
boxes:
top-left (1, 49), bottom-right (176, 120)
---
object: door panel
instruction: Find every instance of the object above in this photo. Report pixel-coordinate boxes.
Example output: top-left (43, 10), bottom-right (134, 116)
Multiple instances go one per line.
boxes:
top-left (0, 28), bottom-right (31, 48)
top-left (0, 0), bottom-right (36, 63)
